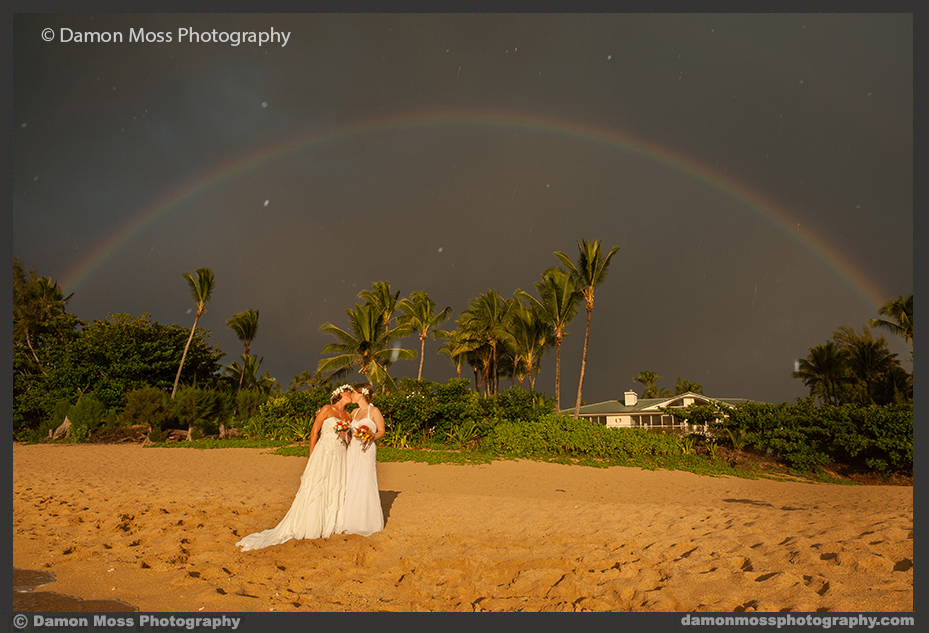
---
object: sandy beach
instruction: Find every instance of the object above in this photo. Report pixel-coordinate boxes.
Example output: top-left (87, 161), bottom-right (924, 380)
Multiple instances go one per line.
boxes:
top-left (12, 443), bottom-right (913, 613)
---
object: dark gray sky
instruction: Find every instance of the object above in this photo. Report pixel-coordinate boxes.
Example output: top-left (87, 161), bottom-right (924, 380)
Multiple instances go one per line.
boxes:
top-left (11, 12), bottom-right (913, 405)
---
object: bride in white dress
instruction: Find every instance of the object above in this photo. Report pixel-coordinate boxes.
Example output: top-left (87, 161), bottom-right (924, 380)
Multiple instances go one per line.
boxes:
top-left (341, 383), bottom-right (386, 536)
top-left (236, 386), bottom-right (354, 552)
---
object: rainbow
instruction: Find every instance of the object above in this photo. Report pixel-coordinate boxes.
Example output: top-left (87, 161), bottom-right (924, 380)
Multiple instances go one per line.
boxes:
top-left (59, 108), bottom-right (891, 310)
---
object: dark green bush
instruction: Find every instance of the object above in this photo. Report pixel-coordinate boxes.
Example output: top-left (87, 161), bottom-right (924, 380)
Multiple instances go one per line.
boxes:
top-left (119, 387), bottom-right (172, 430)
top-left (170, 386), bottom-right (234, 438)
top-left (237, 387), bottom-right (331, 441)
top-left (66, 394), bottom-right (108, 442)
top-left (696, 399), bottom-right (913, 476)
top-left (234, 389), bottom-right (269, 422)
top-left (482, 413), bottom-right (683, 461)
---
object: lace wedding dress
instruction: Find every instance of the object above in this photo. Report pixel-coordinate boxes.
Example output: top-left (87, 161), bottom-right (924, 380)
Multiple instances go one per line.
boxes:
top-left (236, 417), bottom-right (346, 551)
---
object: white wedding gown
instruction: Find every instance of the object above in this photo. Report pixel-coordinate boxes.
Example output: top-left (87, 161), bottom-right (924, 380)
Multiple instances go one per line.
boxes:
top-left (236, 416), bottom-right (346, 551)
top-left (341, 408), bottom-right (385, 536)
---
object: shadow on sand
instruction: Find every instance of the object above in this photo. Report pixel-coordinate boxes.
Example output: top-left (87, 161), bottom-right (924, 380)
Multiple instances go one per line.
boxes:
top-left (13, 568), bottom-right (138, 613)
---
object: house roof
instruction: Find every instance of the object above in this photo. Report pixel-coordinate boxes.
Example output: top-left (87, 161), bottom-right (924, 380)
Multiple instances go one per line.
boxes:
top-left (569, 392), bottom-right (757, 416)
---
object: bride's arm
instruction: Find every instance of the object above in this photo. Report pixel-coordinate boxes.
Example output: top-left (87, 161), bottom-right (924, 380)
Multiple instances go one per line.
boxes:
top-left (369, 406), bottom-right (387, 442)
top-left (308, 406), bottom-right (330, 457)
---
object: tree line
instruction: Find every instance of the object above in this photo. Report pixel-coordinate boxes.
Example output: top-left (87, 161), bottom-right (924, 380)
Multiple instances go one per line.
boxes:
top-left (791, 294), bottom-right (912, 407)
top-left (11, 239), bottom-right (620, 439)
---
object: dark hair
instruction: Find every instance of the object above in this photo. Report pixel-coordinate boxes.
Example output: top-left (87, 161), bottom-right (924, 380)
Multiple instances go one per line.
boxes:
top-left (330, 386), bottom-right (353, 405)
top-left (352, 383), bottom-right (375, 403)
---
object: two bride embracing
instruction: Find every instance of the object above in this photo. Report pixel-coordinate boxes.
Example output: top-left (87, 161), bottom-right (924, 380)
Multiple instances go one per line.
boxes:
top-left (236, 383), bottom-right (386, 552)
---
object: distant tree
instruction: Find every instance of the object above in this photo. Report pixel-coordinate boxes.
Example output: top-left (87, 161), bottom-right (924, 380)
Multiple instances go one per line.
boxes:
top-left (226, 309), bottom-right (260, 393)
top-left (288, 369), bottom-right (337, 392)
top-left (674, 377), bottom-right (704, 395)
top-left (318, 302), bottom-right (414, 391)
top-left (794, 325), bottom-right (911, 406)
top-left (224, 354), bottom-right (277, 395)
top-left (555, 239), bottom-right (620, 418)
top-left (359, 281), bottom-right (402, 331)
top-left (633, 370), bottom-right (663, 398)
top-left (846, 337), bottom-right (898, 405)
top-left (507, 297), bottom-right (551, 391)
top-left (792, 342), bottom-right (847, 406)
top-left (172, 267), bottom-right (215, 398)
top-left (13, 257), bottom-right (75, 373)
top-left (457, 290), bottom-right (513, 396)
top-left (13, 312), bottom-right (224, 436)
top-left (870, 294), bottom-right (913, 344)
top-left (434, 328), bottom-right (475, 380)
top-left (397, 291), bottom-right (452, 380)
top-left (517, 267), bottom-right (581, 410)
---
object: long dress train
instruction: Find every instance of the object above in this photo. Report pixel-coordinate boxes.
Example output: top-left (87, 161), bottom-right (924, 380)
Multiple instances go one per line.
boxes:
top-left (236, 416), bottom-right (346, 551)
top-left (341, 408), bottom-right (385, 536)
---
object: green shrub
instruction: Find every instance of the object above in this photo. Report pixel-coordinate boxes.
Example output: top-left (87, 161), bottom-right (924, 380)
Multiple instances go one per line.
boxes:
top-left (235, 389), bottom-right (269, 421)
top-left (66, 394), bottom-right (108, 442)
top-left (170, 386), bottom-right (234, 438)
top-left (237, 387), bottom-right (330, 441)
top-left (481, 413), bottom-right (683, 462)
top-left (702, 399), bottom-right (912, 476)
top-left (119, 387), bottom-right (172, 430)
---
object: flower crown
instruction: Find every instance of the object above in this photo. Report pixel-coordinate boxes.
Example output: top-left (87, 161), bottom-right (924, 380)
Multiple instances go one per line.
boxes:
top-left (331, 384), bottom-right (353, 397)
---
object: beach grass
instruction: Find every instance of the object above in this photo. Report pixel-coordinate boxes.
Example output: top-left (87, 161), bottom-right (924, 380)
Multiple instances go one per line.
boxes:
top-left (139, 438), bottom-right (857, 483)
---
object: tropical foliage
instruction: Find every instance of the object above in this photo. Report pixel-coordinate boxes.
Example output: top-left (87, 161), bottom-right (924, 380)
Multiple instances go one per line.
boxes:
top-left (13, 311), bottom-right (224, 438)
top-left (517, 267), bottom-right (581, 409)
top-left (226, 309), bottom-right (260, 393)
top-left (173, 267), bottom-right (215, 398)
top-left (869, 294), bottom-right (913, 344)
top-left (793, 326), bottom-right (911, 406)
top-left (397, 291), bottom-right (452, 380)
top-left (318, 302), bottom-right (414, 391)
top-left (672, 399), bottom-right (912, 476)
top-left (555, 239), bottom-right (620, 418)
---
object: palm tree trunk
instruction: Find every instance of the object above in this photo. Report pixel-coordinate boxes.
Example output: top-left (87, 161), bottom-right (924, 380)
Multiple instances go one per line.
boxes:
top-left (573, 307), bottom-right (592, 418)
top-left (24, 330), bottom-right (47, 376)
top-left (418, 334), bottom-right (426, 380)
top-left (172, 315), bottom-right (199, 399)
top-left (237, 345), bottom-right (250, 393)
top-left (554, 331), bottom-right (563, 411)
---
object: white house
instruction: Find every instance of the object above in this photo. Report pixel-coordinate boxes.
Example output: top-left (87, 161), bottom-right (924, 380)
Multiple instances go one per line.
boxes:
top-left (570, 391), bottom-right (754, 430)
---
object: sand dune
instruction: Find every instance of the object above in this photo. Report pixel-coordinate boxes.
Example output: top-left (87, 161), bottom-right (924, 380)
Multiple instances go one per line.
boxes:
top-left (12, 443), bottom-right (912, 612)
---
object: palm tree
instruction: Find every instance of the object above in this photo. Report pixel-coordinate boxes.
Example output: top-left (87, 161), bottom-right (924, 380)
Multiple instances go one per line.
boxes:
top-left (359, 281), bottom-right (402, 330)
top-left (792, 342), bottom-right (847, 405)
top-left (633, 370), bottom-right (663, 398)
top-left (434, 327), bottom-right (481, 381)
top-left (674, 377), bottom-right (704, 395)
top-left (172, 267), bottom-right (215, 398)
top-left (458, 290), bottom-right (513, 396)
top-left (508, 296), bottom-right (551, 390)
top-left (318, 302), bottom-right (414, 391)
top-left (226, 309), bottom-right (259, 393)
top-left (555, 240), bottom-right (620, 417)
top-left (15, 276), bottom-right (73, 372)
top-left (288, 369), bottom-right (336, 392)
top-left (517, 267), bottom-right (581, 410)
top-left (846, 337), bottom-right (897, 405)
top-left (397, 291), bottom-right (452, 380)
top-left (870, 294), bottom-right (913, 344)
top-left (224, 354), bottom-right (276, 394)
